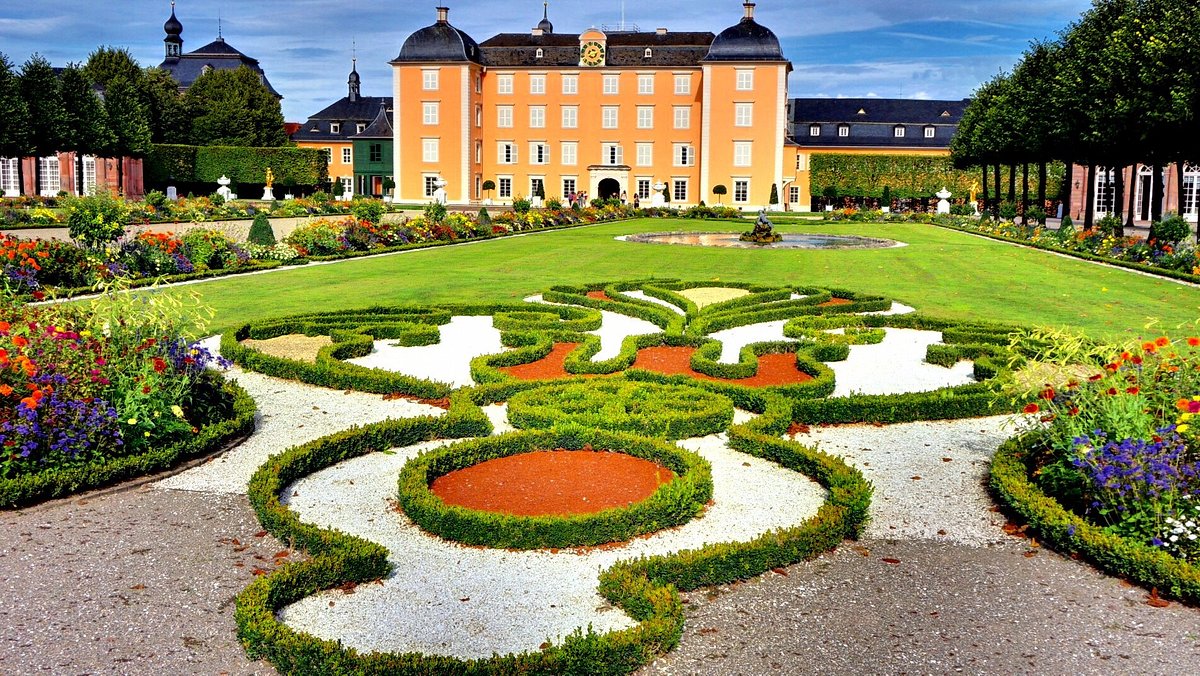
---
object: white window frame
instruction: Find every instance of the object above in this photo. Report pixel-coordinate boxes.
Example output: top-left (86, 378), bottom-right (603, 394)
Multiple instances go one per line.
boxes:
top-left (636, 178), bottom-right (652, 199)
top-left (530, 177), bottom-right (545, 198)
top-left (636, 143), bottom-right (653, 167)
top-left (735, 69), bottom-right (754, 91)
top-left (423, 102), bottom-right (439, 125)
top-left (342, 147), bottom-right (352, 164)
top-left (2, 157), bottom-right (21, 195)
top-left (838, 125), bottom-right (849, 137)
top-left (673, 144), bottom-right (693, 167)
top-left (894, 126), bottom-right (906, 138)
top-left (37, 156), bottom-right (60, 196)
top-left (340, 176), bottom-right (353, 195)
top-left (529, 105), bottom-right (546, 128)
top-left (530, 74), bottom-right (546, 95)
top-left (602, 106), bottom-right (619, 129)
top-left (561, 142), bottom-right (578, 166)
top-left (809, 124), bottom-right (821, 137)
top-left (734, 103), bottom-right (753, 127)
top-left (424, 175), bottom-right (439, 198)
top-left (603, 74), bottom-right (619, 95)
top-left (638, 74), bottom-right (654, 95)
top-left (356, 123), bottom-right (367, 134)
top-left (673, 106), bottom-right (690, 130)
top-left (924, 126), bottom-right (936, 138)
top-left (733, 179), bottom-right (749, 203)
top-left (562, 74), bottom-right (578, 95)
top-left (496, 106), bottom-right (513, 128)
top-left (330, 122), bottom-right (341, 135)
top-left (789, 185), bottom-right (800, 204)
top-left (496, 74), bottom-right (514, 95)
top-left (637, 106), bottom-right (654, 129)
top-left (422, 138), bottom-right (439, 163)
top-left (498, 176), bottom-right (513, 199)
top-left (81, 155), bottom-right (97, 195)
top-left (602, 143), bottom-right (623, 166)
top-left (562, 177), bottom-right (577, 197)
top-left (672, 179), bottom-right (687, 202)
top-left (733, 142), bottom-right (752, 168)
top-left (561, 106), bottom-right (578, 129)
top-left (674, 74), bottom-right (690, 95)
top-left (422, 69), bottom-right (439, 91)
top-left (530, 142), bottom-right (550, 165)
top-left (498, 142), bottom-right (517, 164)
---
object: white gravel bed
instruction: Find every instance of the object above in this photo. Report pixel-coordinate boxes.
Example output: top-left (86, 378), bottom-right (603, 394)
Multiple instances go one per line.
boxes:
top-left (587, 310), bottom-right (661, 360)
top-left (802, 416), bottom-right (1019, 546)
top-left (347, 316), bottom-right (504, 389)
top-left (707, 320), bottom-right (791, 363)
top-left (277, 428), bottom-right (826, 659)
top-left (155, 365), bottom-right (441, 495)
top-left (859, 302), bottom-right (917, 316)
top-left (830, 328), bottom-right (976, 397)
top-left (619, 290), bottom-right (686, 314)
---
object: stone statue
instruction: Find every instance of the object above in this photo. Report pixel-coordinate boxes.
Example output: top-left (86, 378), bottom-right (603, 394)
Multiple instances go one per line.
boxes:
top-left (740, 209), bottom-right (783, 244)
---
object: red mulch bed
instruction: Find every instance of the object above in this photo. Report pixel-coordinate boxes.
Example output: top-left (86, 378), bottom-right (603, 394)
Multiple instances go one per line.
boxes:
top-left (500, 343), bottom-right (813, 386)
top-left (586, 290), bottom-right (615, 301)
top-left (818, 298), bottom-right (852, 307)
top-left (431, 450), bottom-right (675, 516)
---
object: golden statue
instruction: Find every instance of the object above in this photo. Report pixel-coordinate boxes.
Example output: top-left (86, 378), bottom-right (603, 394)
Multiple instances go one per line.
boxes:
top-left (265, 168), bottom-right (275, 188)
top-left (969, 181), bottom-right (979, 204)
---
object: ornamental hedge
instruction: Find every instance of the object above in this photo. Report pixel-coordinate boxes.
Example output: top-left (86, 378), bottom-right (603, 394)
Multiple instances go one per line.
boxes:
top-left (144, 143), bottom-right (329, 187)
top-left (810, 153), bottom-right (1063, 201)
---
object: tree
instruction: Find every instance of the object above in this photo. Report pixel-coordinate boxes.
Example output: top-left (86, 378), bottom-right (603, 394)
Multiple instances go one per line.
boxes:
top-left (0, 53), bottom-right (30, 195)
top-left (769, 183), bottom-right (779, 206)
top-left (102, 75), bottom-right (152, 191)
top-left (712, 184), bottom-right (727, 205)
top-left (82, 46), bottom-right (143, 89)
top-left (20, 54), bottom-right (68, 195)
top-left (184, 66), bottom-right (287, 147)
top-left (482, 179), bottom-right (495, 201)
top-left (58, 64), bottom-right (113, 194)
top-left (140, 68), bottom-right (188, 144)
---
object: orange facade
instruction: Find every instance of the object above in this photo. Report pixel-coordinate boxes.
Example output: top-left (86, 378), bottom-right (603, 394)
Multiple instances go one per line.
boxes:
top-left (391, 4), bottom-right (792, 209)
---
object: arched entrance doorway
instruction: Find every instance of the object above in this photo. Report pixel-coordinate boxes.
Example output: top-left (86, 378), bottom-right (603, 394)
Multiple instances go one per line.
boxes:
top-left (598, 178), bottom-right (621, 201)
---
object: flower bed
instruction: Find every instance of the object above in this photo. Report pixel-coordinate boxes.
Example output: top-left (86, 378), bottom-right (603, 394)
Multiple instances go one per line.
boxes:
top-left (992, 330), bottom-right (1200, 600)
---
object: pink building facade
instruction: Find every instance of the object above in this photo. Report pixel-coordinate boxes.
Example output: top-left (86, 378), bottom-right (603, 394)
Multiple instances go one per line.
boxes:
top-left (0, 154), bottom-right (144, 200)
top-left (1065, 163), bottom-right (1199, 224)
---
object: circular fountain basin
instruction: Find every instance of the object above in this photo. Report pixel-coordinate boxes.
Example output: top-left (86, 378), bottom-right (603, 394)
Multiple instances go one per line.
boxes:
top-left (621, 232), bottom-right (903, 249)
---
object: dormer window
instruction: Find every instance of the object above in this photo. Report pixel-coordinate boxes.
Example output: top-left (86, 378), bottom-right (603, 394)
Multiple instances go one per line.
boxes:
top-left (809, 124), bottom-right (821, 137)
top-left (644, 48), bottom-right (652, 58)
top-left (940, 110), bottom-right (951, 117)
top-left (856, 108), bottom-right (866, 116)
top-left (201, 65), bottom-right (213, 76)
top-left (838, 124), bottom-right (849, 137)
top-left (357, 123), bottom-right (367, 134)
top-left (330, 122), bottom-right (341, 134)
top-left (894, 126), bottom-right (906, 138)
top-left (535, 48), bottom-right (544, 59)
top-left (924, 126), bottom-right (935, 138)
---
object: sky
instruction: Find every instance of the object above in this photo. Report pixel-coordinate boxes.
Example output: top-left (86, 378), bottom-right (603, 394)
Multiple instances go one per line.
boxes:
top-left (0, 0), bottom-right (1095, 121)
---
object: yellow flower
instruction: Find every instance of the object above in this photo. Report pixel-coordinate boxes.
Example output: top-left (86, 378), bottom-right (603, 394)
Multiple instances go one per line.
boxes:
top-left (144, 431), bottom-right (151, 438)
top-left (171, 405), bottom-right (184, 418)
top-left (1179, 424), bottom-right (1191, 433)
top-left (127, 417), bottom-right (138, 425)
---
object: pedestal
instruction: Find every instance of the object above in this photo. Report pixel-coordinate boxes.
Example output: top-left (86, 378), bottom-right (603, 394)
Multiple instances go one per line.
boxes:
top-left (261, 186), bottom-right (276, 201)
top-left (166, 186), bottom-right (178, 200)
top-left (433, 187), bottom-right (447, 205)
top-left (936, 199), bottom-right (950, 215)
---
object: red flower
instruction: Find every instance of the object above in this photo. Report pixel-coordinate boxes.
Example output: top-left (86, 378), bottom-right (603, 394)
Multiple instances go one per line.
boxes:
top-left (1126, 387), bottom-right (1139, 395)
top-left (31, 291), bottom-right (44, 300)
top-left (11, 335), bottom-right (28, 348)
top-left (1190, 401), bottom-right (1200, 414)
top-left (152, 357), bottom-right (167, 373)
top-left (1143, 342), bottom-right (1158, 353)
top-left (1023, 403), bottom-right (1040, 414)
top-left (0, 384), bottom-right (12, 396)
top-left (1156, 336), bottom-right (1171, 347)
top-left (1107, 388), bottom-right (1119, 395)
top-left (1131, 355), bottom-right (1143, 365)
top-left (0, 321), bottom-right (9, 333)
top-left (1088, 373), bottom-right (1104, 381)
top-left (1189, 337), bottom-right (1200, 347)
top-left (1039, 387), bottom-right (1056, 400)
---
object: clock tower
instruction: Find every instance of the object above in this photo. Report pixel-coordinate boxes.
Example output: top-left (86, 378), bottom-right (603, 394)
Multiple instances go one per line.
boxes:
top-left (578, 28), bottom-right (607, 67)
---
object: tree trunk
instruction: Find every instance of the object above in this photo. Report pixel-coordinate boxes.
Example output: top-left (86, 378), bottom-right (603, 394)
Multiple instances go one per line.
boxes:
top-left (1007, 164), bottom-right (1016, 203)
top-left (117, 157), bottom-right (124, 194)
top-left (1084, 164), bottom-right (1096, 229)
top-left (33, 157), bottom-right (41, 197)
top-left (1062, 161), bottom-right (1074, 220)
top-left (1113, 166), bottom-right (1125, 238)
top-left (992, 163), bottom-right (1002, 219)
top-left (1126, 164), bottom-right (1138, 229)
top-left (1037, 161), bottom-right (1047, 221)
top-left (1021, 163), bottom-right (1030, 226)
top-left (981, 165), bottom-right (988, 217)
top-left (15, 156), bottom-right (25, 197)
top-left (1151, 164), bottom-right (1164, 223)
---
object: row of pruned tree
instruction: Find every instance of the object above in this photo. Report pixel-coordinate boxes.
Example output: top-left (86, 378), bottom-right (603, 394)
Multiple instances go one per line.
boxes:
top-left (952, 0), bottom-right (1199, 234)
top-left (0, 47), bottom-right (287, 195)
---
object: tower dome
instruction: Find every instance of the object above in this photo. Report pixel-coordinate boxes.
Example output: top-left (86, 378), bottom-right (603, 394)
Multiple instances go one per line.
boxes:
top-left (393, 7), bottom-right (482, 64)
top-left (164, 1), bottom-right (184, 59)
top-left (703, 2), bottom-right (786, 62)
top-left (537, 2), bottom-right (553, 33)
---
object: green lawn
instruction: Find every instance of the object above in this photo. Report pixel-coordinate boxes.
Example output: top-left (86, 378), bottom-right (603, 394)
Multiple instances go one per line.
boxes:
top-left (183, 219), bottom-right (1200, 342)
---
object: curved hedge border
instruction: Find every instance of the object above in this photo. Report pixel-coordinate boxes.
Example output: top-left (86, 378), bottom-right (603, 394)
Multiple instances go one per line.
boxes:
top-left (235, 386), bottom-right (871, 673)
top-left (508, 380), bottom-right (733, 440)
top-left (935, 222), bottom-right (1200, 287)
top-left (0, 376), bottom-right (256, 508)
top-left (398, 427), bottom-right (713, 549)
top-left (990, 433), bottom-right (1200, 602)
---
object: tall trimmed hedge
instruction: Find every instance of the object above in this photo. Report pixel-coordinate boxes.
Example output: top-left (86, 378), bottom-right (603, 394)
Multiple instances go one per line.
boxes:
top-left (144, 144), bottom-right (328, 187)
top-left (810, 153), bottom-right (1063, 200)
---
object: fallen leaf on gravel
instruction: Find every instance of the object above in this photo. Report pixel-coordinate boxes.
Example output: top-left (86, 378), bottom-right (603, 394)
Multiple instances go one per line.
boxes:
top-left (540, 642), bottom-right (551, 650)
top-left (460, 597), bottom-right (470, 602)
top-left (251, 567), bottom-right (270, 576)
top-left (253, 530), bottom-right (267, 538)
top-left (1147, 588), bottom-right (1170, 608)
top-left (1120, 580), bottom-right (1135, 588)
top-left (1023, 550), bottom-right (1037, 558)
top-left (130, 584), bottom-right (145, 590)
top-left (911, 475), bottom-right (922, 480)
top-left (328, 601), bottom-right (335, 607)
top-left (851, 546), bottom-right (871, 557)
top-left (233, 562), bottom-right (244, 568)
top-left (942, 457), bottom-right (953, 462)
top-left (936, 530), bottom-right (947, 536)
top-left (699, 627), bottom-right (719, 635)
top-left (273, 550), bottom-right (290, 559)
top-left (772, 567), bottom-right (789, 576)
top-left (881, 558), bottom-right (901, 565)
top-left (1029, 537), bottom-right (1040, 548)
top-left (232, 538), bottom-right (241, 546)
top-left (336, 581), bottom-right (358, 594)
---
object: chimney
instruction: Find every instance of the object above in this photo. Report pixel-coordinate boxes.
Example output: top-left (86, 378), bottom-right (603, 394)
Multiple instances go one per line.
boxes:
top-left (743, 2), bottom-right (755, 20)
top-left (656, 27), bottom-right (668, 35)
top-left (532, 28), bottom-right (544, 36)
top-left (436, 6), bottom-right (449, 23)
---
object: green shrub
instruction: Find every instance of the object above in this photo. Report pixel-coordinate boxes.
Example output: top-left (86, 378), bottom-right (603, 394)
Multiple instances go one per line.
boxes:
top-left (1097, 214), bottom-right (1123, 236)
top-left (999, 200), bottom-right (1018, 221)
top-left (349, 198), bottom-right (385, 225)
top-left (513, 197), bottom-right (532, 214)
top-left (1026, 204), bottom-right (1047, 224)
top-left (144, 190), bottom-right (169, 210)
top-left (247, 212), bottom-right (276, 246)
top-left (1150, 213), bottom-right (1190, 247)
top-left (66, 191), bottom-right (129, 249)
top-left (423, 201), bottom-right (447, 224)
top-left (477, 207), bottom-right (491, 225)
top-left (181, 229), bottom-right (247, 270)
top-left (283, 218), bottom-right (344, 256)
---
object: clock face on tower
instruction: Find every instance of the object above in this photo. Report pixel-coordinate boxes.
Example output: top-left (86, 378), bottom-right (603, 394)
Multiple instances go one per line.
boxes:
top-left (580, 41), bottom-right (605, 66)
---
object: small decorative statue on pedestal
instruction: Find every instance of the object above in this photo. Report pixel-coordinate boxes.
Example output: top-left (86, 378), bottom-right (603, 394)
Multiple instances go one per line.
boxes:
top-left (262, 168), bottom-right (276, 201)
top-left (740, 209), bottom-right (783, 244)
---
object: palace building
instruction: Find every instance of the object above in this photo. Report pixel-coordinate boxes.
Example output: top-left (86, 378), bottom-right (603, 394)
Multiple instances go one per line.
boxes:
top-left (157, 1), bottom-right (280, 97)
top-left (390, 2), bottom-right (792, 209)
